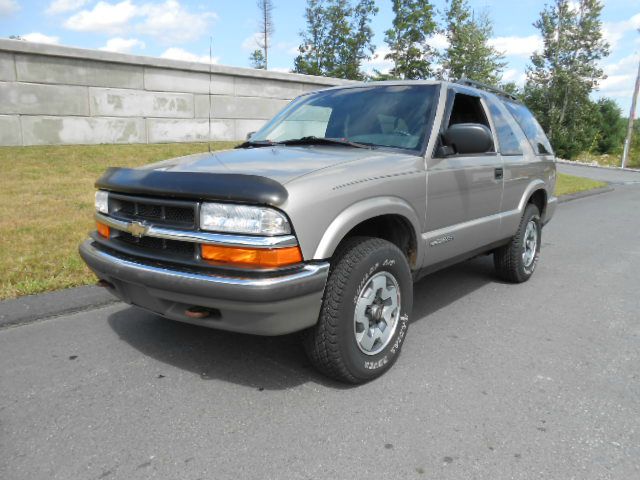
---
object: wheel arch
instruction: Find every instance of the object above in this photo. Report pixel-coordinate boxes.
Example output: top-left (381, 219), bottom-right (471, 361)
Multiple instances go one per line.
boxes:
top-left (312, 197), bottom-right (423, 269)
top-left (518, 180), bottom-right (549, 219)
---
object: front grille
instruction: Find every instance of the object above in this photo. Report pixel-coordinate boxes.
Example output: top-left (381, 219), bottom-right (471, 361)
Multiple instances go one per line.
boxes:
top-left (108, 193), bottom-right (196, 229)
top-left (115, 231), bottom-right (196, 259)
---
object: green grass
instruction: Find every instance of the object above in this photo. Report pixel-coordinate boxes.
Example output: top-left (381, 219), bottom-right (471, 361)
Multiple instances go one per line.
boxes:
top-left (0, 144), bottom-right (608, 299)
top-left (0, 142), bottom-right (236, 299)
top-left (555, 173), bottom-right (607, 196)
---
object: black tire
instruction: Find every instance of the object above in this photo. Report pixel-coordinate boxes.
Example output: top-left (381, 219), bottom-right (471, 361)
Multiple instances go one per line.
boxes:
top-left (303, 237), bottom-right (413, 384)
top-left (494, 203), bottom-right (542, 283)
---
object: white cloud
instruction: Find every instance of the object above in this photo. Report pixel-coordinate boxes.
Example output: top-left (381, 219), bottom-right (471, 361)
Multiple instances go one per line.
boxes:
top-left (0, 0), bottom-right (18, 16)
top-left (46, 0), bottom-right (88, 15)
top-left (64, 0), bottom-right (216, 43)
top-left (489, 35), bottom-right (543, 58)
top-left (363, 46), bottom-right (393, 74)
top-left (603, 13), bottom-right (640, 49)
top-left (65, 0), bottom-right (138, 35)
top-left (137, 0), bottom-right (217, 45)
top-left (502, 68), bottom-right (526, 86)
top-left (242, 32), bottom-right (262, 51)
top-left (427, 33), bottom-right (449, 51)
top-left (22, 32), bottom-right (61, 44)
top-left (599, 54), bottom-right (639, 99)
top-left (100, 37), bottom-right (145, 53)
top-left (160, 47), bottom-right (218, 64)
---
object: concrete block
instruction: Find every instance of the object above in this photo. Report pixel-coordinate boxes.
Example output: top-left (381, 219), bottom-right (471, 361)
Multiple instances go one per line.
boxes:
top-left (15, 54), bottom-right (143, 89)
top-left (144, 67), bottom-right (234, 95)
top-left (146, 118), bottom-right (236, 143)
top-left (235, 119), bottom-right (267, 140)
top-left (21, 116), bottom-right (145, 145)
top-left (235, 77), bottom-right (303, 99)
top-left (0, 52), bottom-right (15, 81)
top-left (90, 88), bottom-right (193, 118)
top-left (0, 82), bottom-right (89, 115)
top-left (0, 115), bottom-right (21, 145)
top-left (195, 95), bottom-right (289, 120)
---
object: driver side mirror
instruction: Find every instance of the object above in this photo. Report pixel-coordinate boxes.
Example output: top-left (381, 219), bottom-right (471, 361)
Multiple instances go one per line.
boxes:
top-left (246, 131), bottom-right (256, 141)
top-left (440, 123), bottom-right (493, 156)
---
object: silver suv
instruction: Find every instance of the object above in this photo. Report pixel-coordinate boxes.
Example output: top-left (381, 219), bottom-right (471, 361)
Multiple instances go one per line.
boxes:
top-left (80, 80), bottom-right (557, 383)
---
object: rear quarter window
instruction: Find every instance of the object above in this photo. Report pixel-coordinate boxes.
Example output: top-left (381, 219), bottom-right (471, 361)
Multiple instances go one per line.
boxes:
top-left (503, 101), bottom-right (554, 155)
top-left (486, 100), bottom-right (523, 156)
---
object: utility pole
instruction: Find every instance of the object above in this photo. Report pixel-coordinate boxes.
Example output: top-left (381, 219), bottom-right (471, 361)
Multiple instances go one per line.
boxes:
top-left (621, 52), bottom-right (640, 169)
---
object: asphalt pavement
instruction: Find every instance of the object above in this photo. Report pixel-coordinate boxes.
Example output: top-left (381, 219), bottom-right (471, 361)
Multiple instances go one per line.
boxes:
top-left (1, 166), bottom-right (639, 480)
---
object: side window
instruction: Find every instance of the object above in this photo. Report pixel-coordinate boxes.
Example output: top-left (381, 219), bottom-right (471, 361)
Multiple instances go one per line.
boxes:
top-left (486, 100), bottom-right (523, 156)
top-left (503, 101), bottom-right (553, 155)
top-left (448, 93), bottom-right (491, 131)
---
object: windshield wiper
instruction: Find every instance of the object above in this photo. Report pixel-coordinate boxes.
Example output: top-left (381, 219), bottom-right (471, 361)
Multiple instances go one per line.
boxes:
top-left (278, 136), bottom-right (374, 149)
top-left (235, 139), bottom-right (280, 149)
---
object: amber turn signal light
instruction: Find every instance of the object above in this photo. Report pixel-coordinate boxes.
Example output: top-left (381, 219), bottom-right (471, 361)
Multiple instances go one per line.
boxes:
top-left (201, 244), bottom-right (303, 268)
top-left (97, 221), bottom-right (110, 239)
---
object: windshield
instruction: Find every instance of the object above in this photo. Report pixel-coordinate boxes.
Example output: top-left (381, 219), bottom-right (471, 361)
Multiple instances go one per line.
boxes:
top-left (251, 84), bottom-right (438, 152)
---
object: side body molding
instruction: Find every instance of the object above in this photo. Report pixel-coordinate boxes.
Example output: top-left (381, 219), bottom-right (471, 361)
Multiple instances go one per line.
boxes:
top-left (312, 196), bottom-right (424, 267)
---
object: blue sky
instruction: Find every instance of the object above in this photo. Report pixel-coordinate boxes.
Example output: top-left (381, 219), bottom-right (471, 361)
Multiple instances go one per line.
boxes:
top-left (1, 0), bottom-right (639, 113)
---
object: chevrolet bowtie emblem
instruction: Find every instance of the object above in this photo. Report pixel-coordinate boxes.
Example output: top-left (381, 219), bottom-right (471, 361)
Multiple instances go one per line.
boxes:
top-left (128, 221), bottom-right (148, 238)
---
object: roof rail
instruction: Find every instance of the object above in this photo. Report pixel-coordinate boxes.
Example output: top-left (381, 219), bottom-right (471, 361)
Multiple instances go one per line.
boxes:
top-left (455, 78), bottom-right (519, 102)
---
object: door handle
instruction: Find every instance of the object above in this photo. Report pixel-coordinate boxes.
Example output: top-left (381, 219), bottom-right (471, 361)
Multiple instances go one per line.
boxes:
top-left (494, 167), bottom-right (504, 180)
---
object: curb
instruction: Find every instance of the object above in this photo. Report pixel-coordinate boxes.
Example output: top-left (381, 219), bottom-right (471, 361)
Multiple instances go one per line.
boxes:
top-left (0, 285), bottom-right (120, 329)
top-left (558, 185), bottom-right (614, 203)
top-left (0, 184), bottom-right (617, 330)
top-left (556, 159), bottom-right (640, 173)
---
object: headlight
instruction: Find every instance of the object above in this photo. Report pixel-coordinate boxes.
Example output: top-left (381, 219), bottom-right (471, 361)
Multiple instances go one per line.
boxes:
top-left (95, 190), bottom-right (109, 214)
top-left (200, 202), bottom-right (291, 235)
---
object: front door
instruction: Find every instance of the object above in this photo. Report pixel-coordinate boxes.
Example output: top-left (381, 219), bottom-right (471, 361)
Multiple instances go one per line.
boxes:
top-left (423, 88), bottom-right (504, 267)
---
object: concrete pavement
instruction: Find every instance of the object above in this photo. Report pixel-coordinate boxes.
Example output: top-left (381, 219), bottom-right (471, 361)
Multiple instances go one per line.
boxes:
top-left (1, 173), bottom-right (639, 479)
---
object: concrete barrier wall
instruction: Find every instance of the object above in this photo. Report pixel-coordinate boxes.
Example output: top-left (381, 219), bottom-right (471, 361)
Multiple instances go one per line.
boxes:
top-left (0, 40), bottom-right (350, 146)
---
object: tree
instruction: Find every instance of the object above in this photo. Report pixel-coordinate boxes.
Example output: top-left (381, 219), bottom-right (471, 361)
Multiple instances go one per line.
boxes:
top-left (594, 98), bottom-right (626, 154)
top-left (524, 0), bottom-right (609, 158)
top-left (383, 0), bottom-right (438, 79)
top-left (294, 0), bottom-right (378, 80)
top-left (249, 49), bottom-right (266, 69)
top-left (254, 0), bottom-right (275, 70)
top-left (439, 0), bottom-right (506, 84)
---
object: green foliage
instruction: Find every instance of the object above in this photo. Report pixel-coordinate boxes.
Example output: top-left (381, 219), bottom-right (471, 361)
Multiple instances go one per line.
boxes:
top-left (440, 0), bottom-right (506, 84)
top-left (383, 0), bottom-right (438, 79)
top-left (249, 49), bottom-right (266, 69)
top-left (594, 98), bottom-right (626, 155)
top-left (523, 0), bottom-right (609, 159)
top-left (294, 0), bottom-right (378, 80)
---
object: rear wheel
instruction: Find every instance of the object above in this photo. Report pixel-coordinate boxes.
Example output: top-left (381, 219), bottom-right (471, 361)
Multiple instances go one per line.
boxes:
top-left (304, 237), bottom-right (413, 384)
top-left (494, 203), bottom-right (541, 283)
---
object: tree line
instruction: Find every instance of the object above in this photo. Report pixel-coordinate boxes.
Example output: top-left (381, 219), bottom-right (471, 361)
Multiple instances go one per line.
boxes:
top-left (248, 0), bottom-right (633, 162)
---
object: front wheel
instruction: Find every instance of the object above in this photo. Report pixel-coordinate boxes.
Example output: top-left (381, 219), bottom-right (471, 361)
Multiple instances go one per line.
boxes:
top-left (303, 237), bottom-right (413, 384)
top-left (494, 203), bottom-right (542, 283)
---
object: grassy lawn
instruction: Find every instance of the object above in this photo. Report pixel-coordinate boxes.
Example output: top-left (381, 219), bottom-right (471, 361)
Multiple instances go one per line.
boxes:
top-left (0, 145), bottom-right (608, 300)
top-left (555, 173), bottom-right (607, 196)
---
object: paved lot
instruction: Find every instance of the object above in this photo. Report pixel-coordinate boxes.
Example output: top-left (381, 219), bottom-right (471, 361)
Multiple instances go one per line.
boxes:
top-left (1, 168), bottom-right (639, 480)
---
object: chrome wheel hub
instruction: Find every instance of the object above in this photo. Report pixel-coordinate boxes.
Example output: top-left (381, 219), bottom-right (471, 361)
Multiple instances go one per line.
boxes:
top-left (354, 271), bottom-right (401, 356)
top-left (523, 220), bottom-right (538, 268)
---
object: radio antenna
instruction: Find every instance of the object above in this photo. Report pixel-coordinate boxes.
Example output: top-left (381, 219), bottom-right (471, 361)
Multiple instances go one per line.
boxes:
top-left (208, 36), bottom-right (213, 154)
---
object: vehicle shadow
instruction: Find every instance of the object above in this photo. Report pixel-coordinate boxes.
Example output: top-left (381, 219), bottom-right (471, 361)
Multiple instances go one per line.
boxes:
top-left (107, 255), bottom-right (499, 391)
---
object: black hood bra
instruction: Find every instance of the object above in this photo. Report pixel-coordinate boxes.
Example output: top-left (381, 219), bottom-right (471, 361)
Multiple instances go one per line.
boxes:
top-left (95, 168), bottom-right (288, 206)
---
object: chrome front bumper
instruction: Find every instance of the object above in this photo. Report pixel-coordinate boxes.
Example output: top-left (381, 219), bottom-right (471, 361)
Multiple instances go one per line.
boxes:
top-left (79, 240), bottom-right (329, 335)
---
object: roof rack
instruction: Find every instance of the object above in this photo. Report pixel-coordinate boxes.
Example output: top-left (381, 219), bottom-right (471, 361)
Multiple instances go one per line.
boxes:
top-left (455, 78), bottom-right (519, 102)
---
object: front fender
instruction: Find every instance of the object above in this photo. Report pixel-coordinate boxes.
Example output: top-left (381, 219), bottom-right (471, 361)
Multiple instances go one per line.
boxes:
top-left (312, 196), bottom-right (423, 267)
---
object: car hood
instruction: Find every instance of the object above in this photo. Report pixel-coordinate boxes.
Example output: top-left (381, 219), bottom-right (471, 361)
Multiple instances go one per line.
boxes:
top-left (143, 145), bottom-right (396, 185)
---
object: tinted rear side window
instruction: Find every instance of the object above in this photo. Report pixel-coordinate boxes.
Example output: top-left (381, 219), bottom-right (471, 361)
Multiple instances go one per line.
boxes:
top-left (503, 101), bottom-right (553, 155)
top-left (486, 101), bottom-right (522, 156)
